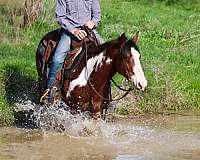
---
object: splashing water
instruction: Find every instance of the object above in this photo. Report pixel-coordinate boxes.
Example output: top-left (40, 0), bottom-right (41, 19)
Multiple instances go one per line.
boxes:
top-left (32, 101), bottom-right (154, 142)
top-left (4, 100), bottom-right (200, 160)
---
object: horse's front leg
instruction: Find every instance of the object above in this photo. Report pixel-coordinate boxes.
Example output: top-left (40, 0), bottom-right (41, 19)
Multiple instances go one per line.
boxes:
top-left (91, 96), bottom-right (104, 119)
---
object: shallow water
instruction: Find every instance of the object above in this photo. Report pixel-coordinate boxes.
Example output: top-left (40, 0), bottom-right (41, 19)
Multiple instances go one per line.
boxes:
top-left (0, 112), bottom-right (200, 160)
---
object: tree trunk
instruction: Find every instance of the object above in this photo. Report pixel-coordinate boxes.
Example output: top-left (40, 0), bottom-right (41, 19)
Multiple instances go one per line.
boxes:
top-left (23, 0), bottom-right (42, 26)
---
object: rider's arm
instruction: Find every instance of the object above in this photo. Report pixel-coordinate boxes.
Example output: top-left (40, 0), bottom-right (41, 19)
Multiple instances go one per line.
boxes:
top-left (55, 0), bottom-right (75, 32)
top-left (91, 0), bottom-right (101, 27)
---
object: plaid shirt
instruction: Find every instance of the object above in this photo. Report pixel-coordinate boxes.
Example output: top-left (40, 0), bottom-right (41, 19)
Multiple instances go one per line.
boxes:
top-left (56, 0), bottom-right (101, 31)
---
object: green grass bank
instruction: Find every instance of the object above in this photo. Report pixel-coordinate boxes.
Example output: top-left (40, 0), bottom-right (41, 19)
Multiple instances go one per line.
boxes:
top-left (0, 0), bottom-right (200, 125)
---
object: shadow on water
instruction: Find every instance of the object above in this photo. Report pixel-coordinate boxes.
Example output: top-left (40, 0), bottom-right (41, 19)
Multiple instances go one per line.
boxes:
top-left (4, 65), bottom-right (39, 128)
top-left (4, 65), bottom-right (38, 104)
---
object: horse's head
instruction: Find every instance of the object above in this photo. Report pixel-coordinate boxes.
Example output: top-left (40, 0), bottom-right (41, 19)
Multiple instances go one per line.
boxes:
top-left (116, 32), bottom-right (147, 91)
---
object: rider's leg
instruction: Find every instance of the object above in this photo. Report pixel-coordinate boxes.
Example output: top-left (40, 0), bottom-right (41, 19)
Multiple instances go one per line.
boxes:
top-left (47, 32), bottom-right (71, 89)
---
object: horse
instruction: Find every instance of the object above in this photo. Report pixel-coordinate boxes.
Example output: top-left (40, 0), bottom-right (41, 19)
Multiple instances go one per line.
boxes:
top-left (36, 30), bottom-right (147, 118)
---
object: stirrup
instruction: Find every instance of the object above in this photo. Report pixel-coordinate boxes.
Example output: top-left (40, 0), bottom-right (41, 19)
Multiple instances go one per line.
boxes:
top-left (40, 87), bottom-right (58, 105)
top-left (40, 89), bottom-right (50, 104)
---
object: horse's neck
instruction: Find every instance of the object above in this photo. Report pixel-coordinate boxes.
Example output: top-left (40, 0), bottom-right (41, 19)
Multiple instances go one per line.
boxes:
top-left (66, 40), bottom-right (121, 96)
top-left (90, 41), bottom-right (120, 79)
top-left (94, 40), bottom-right (120, 57)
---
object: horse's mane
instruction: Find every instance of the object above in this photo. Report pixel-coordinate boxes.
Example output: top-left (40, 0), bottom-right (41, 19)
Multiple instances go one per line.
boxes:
top-left (91, 38), bottom-right (125, 56)
top-left (86, 33), bottom-right (129, 57)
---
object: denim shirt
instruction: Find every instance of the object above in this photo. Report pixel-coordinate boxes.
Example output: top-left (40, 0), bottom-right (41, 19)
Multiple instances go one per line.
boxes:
top-left (56, 0), bottom-right (101, 31)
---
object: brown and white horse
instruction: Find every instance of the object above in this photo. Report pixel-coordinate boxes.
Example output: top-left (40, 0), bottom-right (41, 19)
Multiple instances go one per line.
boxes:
top-left (36, 31), bottom-right (147, 118)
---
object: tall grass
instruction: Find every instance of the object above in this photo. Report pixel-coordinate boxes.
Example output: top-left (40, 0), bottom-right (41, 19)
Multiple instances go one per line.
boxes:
top-left (0, 0), bottom-right (200, 124)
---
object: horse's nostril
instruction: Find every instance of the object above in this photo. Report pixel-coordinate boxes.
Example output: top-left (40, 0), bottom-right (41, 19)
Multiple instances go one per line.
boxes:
top-left (138, 82), bottom-right (142, 89)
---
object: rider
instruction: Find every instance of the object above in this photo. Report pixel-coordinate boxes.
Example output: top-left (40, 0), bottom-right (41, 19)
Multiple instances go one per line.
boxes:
top-left (44, 0), bottom-right (102, 97)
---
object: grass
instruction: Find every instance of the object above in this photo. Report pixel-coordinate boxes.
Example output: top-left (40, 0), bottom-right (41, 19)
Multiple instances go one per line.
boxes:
top-left (0, 0), bottom-right (200, 125)
top-left (99, 0), bottom-right (200, 114)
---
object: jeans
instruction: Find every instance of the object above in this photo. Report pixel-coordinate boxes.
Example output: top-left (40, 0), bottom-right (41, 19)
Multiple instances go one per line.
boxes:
top-left (47, 32), bottom-right (71, 88)
top-left (47, 29), bottom-right (103, 88)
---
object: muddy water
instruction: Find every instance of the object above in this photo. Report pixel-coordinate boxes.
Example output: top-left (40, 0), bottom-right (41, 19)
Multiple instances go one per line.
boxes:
top-left (0, 114), bottom-right (200, 160)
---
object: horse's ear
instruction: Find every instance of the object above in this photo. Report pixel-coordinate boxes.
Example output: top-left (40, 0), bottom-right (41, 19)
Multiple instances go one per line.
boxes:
top-left (132, 31), bottom-right (140, 44)
top-left (121, 33), bottom-right (126, 39)
top-left (118, 33), bottom-right (126, 42)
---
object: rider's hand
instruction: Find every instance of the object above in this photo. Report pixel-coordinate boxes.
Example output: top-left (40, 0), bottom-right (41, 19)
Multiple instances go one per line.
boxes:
top-left (70, 28), bottom-right (87, 40)
top-left (85, 20), bottom-right (96, 30)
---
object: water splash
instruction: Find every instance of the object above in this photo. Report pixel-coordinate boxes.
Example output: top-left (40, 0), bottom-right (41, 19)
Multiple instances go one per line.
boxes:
top-left (5, 101), bottom-right (200, 160)
top-left (14, 99), bottom-right (154, 146)
top-left (34, 101), bottom-right (95, 135)
top-left (32, 101), bottom-right (154, 143)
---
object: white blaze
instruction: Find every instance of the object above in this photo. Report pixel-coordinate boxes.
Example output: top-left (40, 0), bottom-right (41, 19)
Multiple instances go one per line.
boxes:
top-left (130, 47), bottom-right (147, 90)
top-left (67, 52), bottom-right (104, 96)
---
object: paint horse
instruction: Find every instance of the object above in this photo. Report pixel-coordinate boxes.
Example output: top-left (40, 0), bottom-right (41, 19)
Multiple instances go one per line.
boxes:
top-left (36, 30), bottom-right (147, 118)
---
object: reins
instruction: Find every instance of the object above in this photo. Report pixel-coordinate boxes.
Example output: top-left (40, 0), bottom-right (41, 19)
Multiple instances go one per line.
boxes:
top-left (111, 78), bottom-right (133, 92)
top-left (84, 37), bottom-right (134, 102)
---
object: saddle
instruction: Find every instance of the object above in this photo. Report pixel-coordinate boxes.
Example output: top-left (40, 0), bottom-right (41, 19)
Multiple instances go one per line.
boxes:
top-left (40, 27), bottom-right (100, 89)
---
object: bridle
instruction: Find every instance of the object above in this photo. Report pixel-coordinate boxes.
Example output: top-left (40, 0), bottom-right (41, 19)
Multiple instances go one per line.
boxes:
top-left (84, 35), bottom-right (134, 102)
